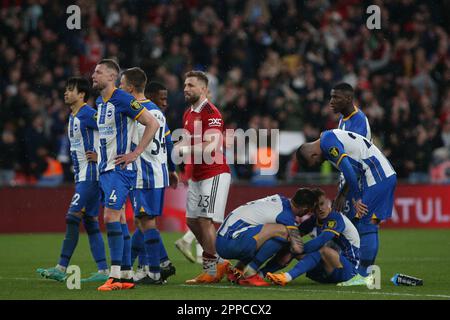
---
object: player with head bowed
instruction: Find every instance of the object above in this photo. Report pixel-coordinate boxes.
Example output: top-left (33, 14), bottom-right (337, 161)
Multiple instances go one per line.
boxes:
top-left (267, 188), bottom-right (360, 286)
top-left (329, 82), bottom-right (372, 218)
top-left (296, 129), bottom-right (397, 285)
top-left (92, 59), bottom-right (160, 291)
top-left (216, 188), bottom-right (318, 286)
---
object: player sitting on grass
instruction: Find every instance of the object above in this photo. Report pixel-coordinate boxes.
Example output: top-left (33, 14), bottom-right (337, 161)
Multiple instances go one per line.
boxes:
top-left (216, 189), bottom-right (317, 286)
top-left (295, 129), bottom-right (397, 286)
top-left (37, 77), bottom-right (108, 283)
top-left (266, 188), bottom-right (360, 286)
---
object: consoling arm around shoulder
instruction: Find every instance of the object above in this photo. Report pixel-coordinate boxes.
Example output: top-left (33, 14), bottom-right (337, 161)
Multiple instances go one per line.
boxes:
top-left (303, 231), bottom-right (335, 254)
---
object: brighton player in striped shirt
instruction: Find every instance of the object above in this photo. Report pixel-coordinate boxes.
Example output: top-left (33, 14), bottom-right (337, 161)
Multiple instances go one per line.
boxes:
top-left (92, 59), bottom-right (160, 291)
top-left (119, 68), bottom-right (178, 284)
top-left (37, 77), bottom-right (108, 283)
top-left (296, 129), bottom-right (397, 286)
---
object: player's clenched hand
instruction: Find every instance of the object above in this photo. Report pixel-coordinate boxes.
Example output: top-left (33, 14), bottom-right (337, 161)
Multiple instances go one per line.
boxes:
top-left (85, 151), bottom-right (98, 162)
top-left (353, 199), bottom-right (368, 218)
top-left (287, 227), bottom-right (304, 256)
top-left (114, 151), bottom-right (138, 169)
top-left (169, 172), bottom-right (179, 189)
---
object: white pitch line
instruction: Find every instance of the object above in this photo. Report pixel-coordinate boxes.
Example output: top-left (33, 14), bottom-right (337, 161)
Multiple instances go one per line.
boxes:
top-left (1, 277), bottom-right (449, 299)
top-left (179, 284), bottom-right (450, 299)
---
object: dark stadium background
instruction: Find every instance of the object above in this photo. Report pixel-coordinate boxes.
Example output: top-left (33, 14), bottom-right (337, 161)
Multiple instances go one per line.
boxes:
top-left (0, 0), bottom-right (449, 232)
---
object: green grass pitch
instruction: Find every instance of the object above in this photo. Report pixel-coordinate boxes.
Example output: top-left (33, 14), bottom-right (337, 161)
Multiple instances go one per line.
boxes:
top-left (0, 230), bottom-right (449, 300)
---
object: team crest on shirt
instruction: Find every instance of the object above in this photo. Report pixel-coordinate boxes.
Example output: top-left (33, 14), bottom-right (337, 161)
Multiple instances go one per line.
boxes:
top-left (329, 147), bottom-right (340, 158)
top-left (130, 100), bottom-right (142, 111)
top-left (93, 113), bottom-right (98, 121)
top-left (327, 220), bottom-right (337, 229)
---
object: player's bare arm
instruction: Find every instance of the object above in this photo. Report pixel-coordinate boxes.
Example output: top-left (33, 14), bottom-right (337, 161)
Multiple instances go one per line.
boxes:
top-left (332, 183), bottom-right (349, 212)
top-left (286, 226), bottom-right (304, 256)
top-left (115, 109), bottom-right (159, 168)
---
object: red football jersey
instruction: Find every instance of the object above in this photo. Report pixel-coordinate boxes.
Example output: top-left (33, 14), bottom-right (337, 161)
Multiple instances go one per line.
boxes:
top-left (182, 99), bottom-right (230, 181)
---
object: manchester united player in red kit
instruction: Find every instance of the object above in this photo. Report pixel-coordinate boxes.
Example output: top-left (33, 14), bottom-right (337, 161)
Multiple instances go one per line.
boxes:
top-left (175, 71), bottom-right (231, 284)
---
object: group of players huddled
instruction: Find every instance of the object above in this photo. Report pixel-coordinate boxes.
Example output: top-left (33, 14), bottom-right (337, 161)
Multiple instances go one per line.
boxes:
top-left (37, 59), bottom-right (396, 290)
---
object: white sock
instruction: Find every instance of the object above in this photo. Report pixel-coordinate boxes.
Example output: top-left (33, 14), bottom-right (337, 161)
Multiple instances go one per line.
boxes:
top-left (148, 272), bottom-right (161, 280)
top-left (215, 253), bottom-right (224, 264)
top-left (160, 260), bottom-right (171, 268)
top-left (285, 273), bottom-right (293, 282)
top-left (243, 265), bottom-right (257, 278)
top-left (182, 230), bottom-right (196, 244)
top-left (121, 270), bottom-right (133, 280)
top-left (55, 264), bottom-right (66, 273)
top-left (203, 258), bottom-right (218, 276)
top-left (98, 269), bottom-right (109, 275)
top-left (196, 242), bottom-right (204, 258)
top-left (110, 266), bottom-right (121, 279)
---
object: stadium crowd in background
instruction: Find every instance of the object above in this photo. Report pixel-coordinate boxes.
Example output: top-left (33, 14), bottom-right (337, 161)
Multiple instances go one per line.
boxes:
top-left (0, 0), bottom-right (449, 186)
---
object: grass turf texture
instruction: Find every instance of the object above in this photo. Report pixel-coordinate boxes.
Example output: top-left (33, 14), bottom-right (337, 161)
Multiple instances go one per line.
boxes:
top-left (0, 230), bottom-right (449, 300)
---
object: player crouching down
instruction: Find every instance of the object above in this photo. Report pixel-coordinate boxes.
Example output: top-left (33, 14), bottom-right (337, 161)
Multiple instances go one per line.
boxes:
top-left (215, 189), bottom-right (317, 286)
top-left (267, 188), bottom-right (360, 286)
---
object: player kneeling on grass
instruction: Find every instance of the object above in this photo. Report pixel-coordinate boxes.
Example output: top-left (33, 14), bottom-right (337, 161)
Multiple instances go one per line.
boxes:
top-left (267, 188), bottom-right (360, 286)
top-left (216, 189), bottom-right (317, 286)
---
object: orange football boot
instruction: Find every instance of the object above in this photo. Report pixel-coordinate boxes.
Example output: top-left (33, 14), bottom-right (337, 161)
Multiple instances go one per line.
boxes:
top-left (266, 272), bottom-right (289, 286)
top-left (97, 278), bottom-right (123, 291)
top-left (185, 260), bottom-right (229, 284)
top-left (238, 274), bottom-right (270, 287)
top-left (226, 266), bottom-right (244, 284)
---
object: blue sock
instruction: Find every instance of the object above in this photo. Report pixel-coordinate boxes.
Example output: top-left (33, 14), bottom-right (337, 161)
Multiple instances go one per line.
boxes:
top-left (131, 229), bottom-right (146, 267)
top-left (121, 223), bottom-right (132, 271)
top-left (260, 255), bottom-right (289, 276)
top-left (159, 233), bottom-right (169, 264)
top-left (359, 232), bottom-right (379, 276)
top-left (58, 214), bottom-right (81, 267)
top-left (83, 216), bottom-right (107, 271)
top-left (144, 229), bottom-right (161, 274)
top-left (249, 238), bottom-right (287, 271)
top-left (288, 251), bottom-right (321, 280)
top-left (106, 222), bottom-right (123, 267)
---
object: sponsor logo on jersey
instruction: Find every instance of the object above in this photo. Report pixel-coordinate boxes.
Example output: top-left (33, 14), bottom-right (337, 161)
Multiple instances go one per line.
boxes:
top-left (131, 100), bottom-right (143, 111)
top-left (208, 118), bottom-right (222, 127)
top-left (327, 220), bottom-right (337, 229)
top-left (329, 147), bottom-right (340, 158)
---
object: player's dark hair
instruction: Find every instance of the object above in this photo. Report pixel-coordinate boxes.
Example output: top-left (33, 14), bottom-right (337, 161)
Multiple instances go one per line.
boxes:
top-left (146, 81), bottom-right (167, 95)
top-left (122, 67), bottom-right (147, 93)
top-left (292, 188), bottom-right (317, 209)
top-left (185, 70), bottom-right (209, 87)
top-left (98, 59), bottom-right (120, 74)
top-left (311, 187), bottom-right (326, 199)
top-left (332, 82), bottom-right (354, 95)
top-left (66, 77), bottom-right (90, 102)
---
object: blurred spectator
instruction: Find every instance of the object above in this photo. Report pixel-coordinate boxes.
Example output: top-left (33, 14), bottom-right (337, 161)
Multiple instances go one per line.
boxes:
top-left (0, 124), bottom-right (19, 186)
